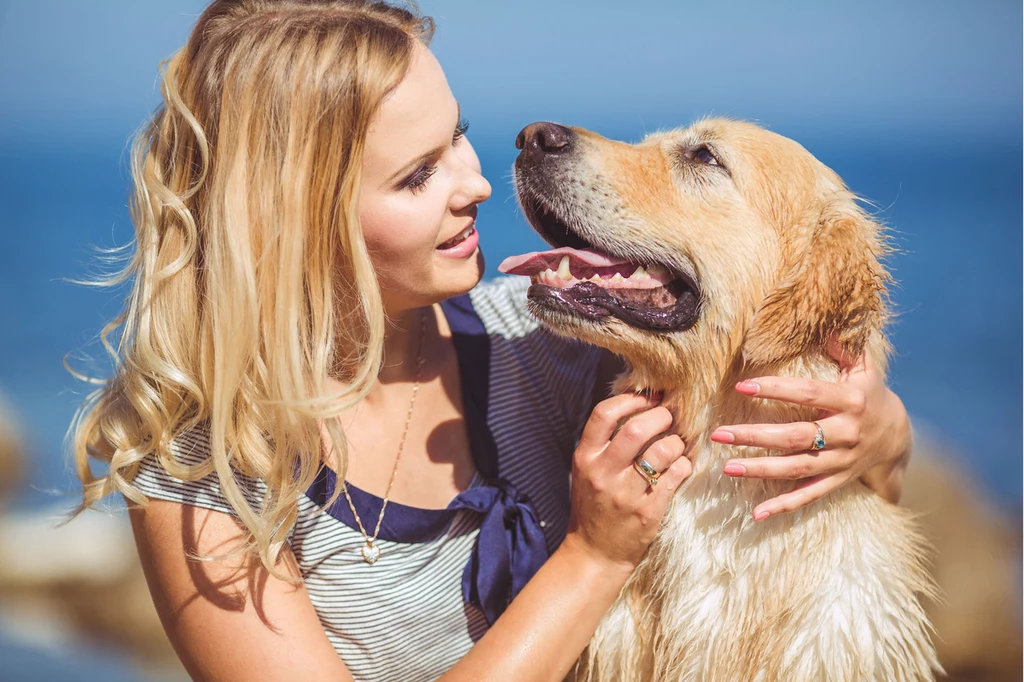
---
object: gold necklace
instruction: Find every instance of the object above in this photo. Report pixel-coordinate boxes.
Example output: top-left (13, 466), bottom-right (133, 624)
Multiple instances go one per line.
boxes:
top-left (342, 310), bottom-right (426, 565)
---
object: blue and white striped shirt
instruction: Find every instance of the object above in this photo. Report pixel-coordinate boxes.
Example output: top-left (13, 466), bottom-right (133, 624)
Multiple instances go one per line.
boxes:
top-left (133, 276), bottom-right (602, 681)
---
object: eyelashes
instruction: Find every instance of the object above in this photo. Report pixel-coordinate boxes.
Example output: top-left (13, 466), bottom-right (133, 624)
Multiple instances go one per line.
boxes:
top-left (404, 164), bottom-right (438, 191)
top-left (453, 118), bottom-right (469, 143)
top-left (403, 118), bottom-right (471, 193)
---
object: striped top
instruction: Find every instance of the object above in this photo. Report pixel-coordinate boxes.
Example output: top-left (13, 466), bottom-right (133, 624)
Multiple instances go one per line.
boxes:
top-left (133, 276), bottom-right (603, 681)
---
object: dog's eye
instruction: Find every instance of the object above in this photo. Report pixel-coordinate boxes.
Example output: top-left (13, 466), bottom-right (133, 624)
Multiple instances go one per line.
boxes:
top-left (688, 145), bottom-right (720, 167)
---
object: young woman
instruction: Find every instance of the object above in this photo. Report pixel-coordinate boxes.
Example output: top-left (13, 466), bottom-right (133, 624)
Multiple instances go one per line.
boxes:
top-left (71, 2), bottom-right (913, 680)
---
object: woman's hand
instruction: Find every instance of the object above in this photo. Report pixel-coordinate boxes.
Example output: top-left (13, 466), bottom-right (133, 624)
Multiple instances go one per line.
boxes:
top-left (564, 392), bottom-right (692, 571)
top-left (709, 341), bottom-right (912, 521)
top-left (452, 393), bottom-right (689, 682)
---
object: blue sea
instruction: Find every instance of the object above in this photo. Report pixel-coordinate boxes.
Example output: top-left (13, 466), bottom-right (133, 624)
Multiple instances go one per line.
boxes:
top-left (0, 128), bottom-right (1021, 680)
top-left (2, 129), bottom-right (1020, 507)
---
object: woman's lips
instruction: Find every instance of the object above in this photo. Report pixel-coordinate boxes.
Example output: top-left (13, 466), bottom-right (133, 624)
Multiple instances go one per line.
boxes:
top-left (436, 224), bottom-right (479, 258)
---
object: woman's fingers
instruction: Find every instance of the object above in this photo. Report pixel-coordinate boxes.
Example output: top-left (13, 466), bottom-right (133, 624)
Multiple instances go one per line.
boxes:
top-left (628, 434), bottom-right (686, 493)
top-left (722, 450), bottom-right (850, 481)
top-left (605, 405), bottom-right (674, 466)
top-left (711, 416), bottom-right (855, 452)
top-left (638, 434), bottom-right (685, 473)
top-left (652, 447), bottom-right (693, 497)
top-left (578, 392), bottom-right (663, 453)
top-left (825, 335), bottom-right (872, 378)
top-left (734, 376), bottom-right (865, 415)
top-left (752, 473), bottom-right (849, 521)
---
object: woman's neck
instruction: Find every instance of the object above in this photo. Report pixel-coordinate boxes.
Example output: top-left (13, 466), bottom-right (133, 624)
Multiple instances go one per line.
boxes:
top-left (379, 303), bottom-right (454, 385)
top-left (379, 307), bottom-right (426, 383)
top-left (325, 304), bottom-right (452, 407)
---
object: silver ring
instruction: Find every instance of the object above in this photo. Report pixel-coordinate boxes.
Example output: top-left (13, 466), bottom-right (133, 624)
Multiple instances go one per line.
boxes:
top-left (632, 457), bottom-right (660, 487)
top-left (811, 422), bottom-right (827, 451)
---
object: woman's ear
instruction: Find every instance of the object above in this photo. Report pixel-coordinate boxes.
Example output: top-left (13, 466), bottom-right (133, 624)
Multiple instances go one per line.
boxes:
top-left (741, 204), bottom-right (890, 368)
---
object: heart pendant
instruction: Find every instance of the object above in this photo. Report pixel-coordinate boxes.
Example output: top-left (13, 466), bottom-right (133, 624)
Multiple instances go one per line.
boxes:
top-left (361, 542), bottom-right (381, 565)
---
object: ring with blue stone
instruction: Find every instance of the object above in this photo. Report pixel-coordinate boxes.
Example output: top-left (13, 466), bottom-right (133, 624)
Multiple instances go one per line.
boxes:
top-left (632, 456), bottom-right (661, 487)
top-left (811, 422), bottom-right (827, 451)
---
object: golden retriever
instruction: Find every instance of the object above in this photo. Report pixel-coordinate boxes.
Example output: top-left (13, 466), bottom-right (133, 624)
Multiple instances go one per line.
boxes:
top-left (500, 119), bottom-right (939, 681)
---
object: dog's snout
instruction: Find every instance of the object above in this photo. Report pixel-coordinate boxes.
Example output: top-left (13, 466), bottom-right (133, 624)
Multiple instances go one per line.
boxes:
top-left (516, 122), bottom-right (574, 166)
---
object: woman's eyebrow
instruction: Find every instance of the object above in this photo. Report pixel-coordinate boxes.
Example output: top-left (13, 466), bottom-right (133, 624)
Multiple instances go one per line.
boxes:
top-left (386, 102), bottom-right (461, 185)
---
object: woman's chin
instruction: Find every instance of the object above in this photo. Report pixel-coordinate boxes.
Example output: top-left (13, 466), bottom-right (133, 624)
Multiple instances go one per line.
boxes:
top-left (435, 248), bottom-right (485, 298)
top-left (382, 252), bottom-right (485, 310)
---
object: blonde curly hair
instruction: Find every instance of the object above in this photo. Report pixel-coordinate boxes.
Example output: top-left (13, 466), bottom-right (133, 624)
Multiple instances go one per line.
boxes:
top-left (69, 0), bottom-right (433, 572)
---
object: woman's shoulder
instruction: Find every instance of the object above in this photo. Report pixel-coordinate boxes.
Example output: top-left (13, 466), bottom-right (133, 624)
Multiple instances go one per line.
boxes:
top-left (465, 275), bottom-right (538, 339)
top-left (132, 423), bottom-right (268, 517)
top-left (463, 275), bottom-right (603, 429)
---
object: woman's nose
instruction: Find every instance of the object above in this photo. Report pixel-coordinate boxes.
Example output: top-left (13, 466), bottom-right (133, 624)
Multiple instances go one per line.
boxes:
top-left (464, 167), bottom-right (491, 205)
top-left (452, 144), bottom-right (491, 208)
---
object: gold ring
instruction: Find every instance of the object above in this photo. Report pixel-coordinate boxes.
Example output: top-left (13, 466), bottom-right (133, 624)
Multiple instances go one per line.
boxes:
top-left (811, 422), bottom-right (827, 451)
top-left (632, 457), bottom-right (660, 487)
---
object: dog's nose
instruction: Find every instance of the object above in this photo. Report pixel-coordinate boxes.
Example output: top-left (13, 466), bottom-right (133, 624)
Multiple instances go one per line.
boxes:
top-left (516, 122), bottom-right (573, 166)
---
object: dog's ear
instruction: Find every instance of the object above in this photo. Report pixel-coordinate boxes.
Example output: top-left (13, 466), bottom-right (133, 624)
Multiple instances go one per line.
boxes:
top-left (742, 203), bottom-right (890, 368)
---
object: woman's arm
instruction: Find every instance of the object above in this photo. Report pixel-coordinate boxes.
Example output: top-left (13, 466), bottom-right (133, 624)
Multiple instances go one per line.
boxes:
top-left (129, 500), bottom-right (354, 682)
top-left (132, 392), bottom-right (690, 682)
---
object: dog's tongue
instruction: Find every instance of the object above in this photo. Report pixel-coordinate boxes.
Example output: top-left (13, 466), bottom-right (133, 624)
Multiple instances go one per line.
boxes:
top-left (498, 247), bottom-right (631, 276)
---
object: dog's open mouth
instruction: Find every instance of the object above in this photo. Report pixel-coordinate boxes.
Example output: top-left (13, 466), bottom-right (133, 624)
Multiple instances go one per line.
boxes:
top-left (498, 201), bottom-right (701, 331)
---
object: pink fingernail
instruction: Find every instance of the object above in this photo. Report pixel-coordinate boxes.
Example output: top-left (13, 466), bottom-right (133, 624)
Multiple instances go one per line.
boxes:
top-left (753, 510), bottom-right (770, 522)
top-left (723, 462), bottom-right (745, 476)
top-left (736, 381), bottom-right (760, 396)
top-left (711, 429), bottom-right (735, 444)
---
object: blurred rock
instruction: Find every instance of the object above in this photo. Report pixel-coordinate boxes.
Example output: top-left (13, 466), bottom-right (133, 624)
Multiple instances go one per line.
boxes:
top-left (0, 395), bottom-right (183, 680)
top-left (902, 440), bottom-right (1023, 682)
top-left (0, 394), bottom-right (24, 505)
top-left (0, 507), bottom-right (182, 668)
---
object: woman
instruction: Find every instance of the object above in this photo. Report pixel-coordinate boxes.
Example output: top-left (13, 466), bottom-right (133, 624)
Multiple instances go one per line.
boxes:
top-left (71, 2), bottom-right (912, 680)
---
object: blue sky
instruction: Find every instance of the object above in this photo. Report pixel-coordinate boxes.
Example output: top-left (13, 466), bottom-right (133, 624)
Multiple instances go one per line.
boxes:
top-left (1, 0), bottom-right (1020, 144)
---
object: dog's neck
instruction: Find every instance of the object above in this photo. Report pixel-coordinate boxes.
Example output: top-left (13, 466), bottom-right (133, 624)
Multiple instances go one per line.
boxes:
top-left (616, 353), bottom-right (838, 469)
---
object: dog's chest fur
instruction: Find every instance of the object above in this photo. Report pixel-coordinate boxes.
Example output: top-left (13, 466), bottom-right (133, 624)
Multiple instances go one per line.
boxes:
top-left (577, 356), bottom-right (937, 682)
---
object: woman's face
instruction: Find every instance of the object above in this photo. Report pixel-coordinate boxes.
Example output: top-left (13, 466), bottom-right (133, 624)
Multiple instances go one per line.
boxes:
top-left (358, 43), bottom-right (492, 314)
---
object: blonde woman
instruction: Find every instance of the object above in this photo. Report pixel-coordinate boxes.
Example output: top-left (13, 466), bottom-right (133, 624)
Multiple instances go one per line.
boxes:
top-left (71, 2), bottom-right (913, 680)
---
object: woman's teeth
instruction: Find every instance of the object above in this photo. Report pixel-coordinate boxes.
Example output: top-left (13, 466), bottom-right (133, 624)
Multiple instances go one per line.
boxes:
top-left (439, 225), bottom-right (475, 249)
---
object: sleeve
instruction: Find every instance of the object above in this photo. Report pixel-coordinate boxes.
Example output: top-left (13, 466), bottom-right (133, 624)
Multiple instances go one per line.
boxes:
top-left (132, 426), bottom-right (268, 519)
top-left (472, 276), bottom-right (604, 450)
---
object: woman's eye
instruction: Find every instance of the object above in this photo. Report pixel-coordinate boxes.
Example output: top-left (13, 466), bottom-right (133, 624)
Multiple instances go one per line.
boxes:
top-left (404, 164), bottom-right (438, 192)
top-left (401, 118), bottom-right (469, 193)
top-left (453, 118), bottom-right (470, 144)
top-left (690, 145), bottom-right (719, 166)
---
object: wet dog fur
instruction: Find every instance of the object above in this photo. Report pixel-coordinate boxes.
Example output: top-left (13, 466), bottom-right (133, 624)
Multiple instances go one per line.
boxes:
top-left (511, 118), bottom-right (940, 682)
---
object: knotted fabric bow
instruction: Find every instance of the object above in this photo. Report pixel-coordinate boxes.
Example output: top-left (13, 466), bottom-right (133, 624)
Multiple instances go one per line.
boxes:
top-left (449, 478), bottom-right (549, 625)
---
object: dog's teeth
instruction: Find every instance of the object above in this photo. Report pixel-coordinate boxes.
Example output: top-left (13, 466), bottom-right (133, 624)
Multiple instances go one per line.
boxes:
top-left (557, 256), bottom-right (572, 280)
top-left (647, 264), bottom-right (669, 278)
top-left (589, 274), bottom-right (602, 283)
top-left (630, 266), bottom-right (648, 279)
top-left (610, 272), bottom-right (625, 283)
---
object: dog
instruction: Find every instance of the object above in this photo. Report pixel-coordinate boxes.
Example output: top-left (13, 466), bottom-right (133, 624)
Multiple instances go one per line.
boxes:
top-left (499, 119), bottom-right (940, 681)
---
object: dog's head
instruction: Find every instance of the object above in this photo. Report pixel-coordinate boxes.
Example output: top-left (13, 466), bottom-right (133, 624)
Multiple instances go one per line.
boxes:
top-left (500, 118), bottom-right (890, 381)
